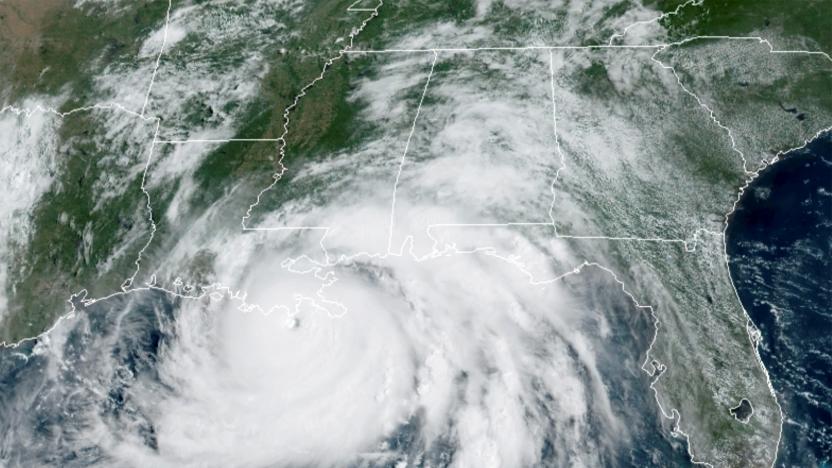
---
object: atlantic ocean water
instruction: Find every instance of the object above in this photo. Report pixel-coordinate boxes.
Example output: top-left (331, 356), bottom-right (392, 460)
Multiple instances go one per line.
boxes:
top-left (727, 132), bottom-right (832, 467)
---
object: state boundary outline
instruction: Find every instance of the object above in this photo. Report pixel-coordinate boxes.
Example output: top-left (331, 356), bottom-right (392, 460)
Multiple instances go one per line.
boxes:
top-left (126, 32), bottom-right (827, 468)
top-left (4, 2), bottom-right (832, 467)
top-left (243, 35), bottom-right (831, 255)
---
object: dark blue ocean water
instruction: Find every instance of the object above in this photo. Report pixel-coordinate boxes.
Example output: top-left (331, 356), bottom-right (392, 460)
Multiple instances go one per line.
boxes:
top-left (727, 132), bottom-right (832, 468)
top-left (0, 275), bottom-right (692, 467)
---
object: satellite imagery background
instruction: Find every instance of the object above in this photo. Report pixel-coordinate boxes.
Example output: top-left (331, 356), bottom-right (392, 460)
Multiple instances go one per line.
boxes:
top-left (0, 0), bottom-right (830, 466)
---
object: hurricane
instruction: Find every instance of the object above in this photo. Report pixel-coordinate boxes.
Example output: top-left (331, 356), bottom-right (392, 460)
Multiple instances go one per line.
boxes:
top-left (0, 175), bottom-right (686, 467)
top-left (3, 0), bottom-right (825, 466)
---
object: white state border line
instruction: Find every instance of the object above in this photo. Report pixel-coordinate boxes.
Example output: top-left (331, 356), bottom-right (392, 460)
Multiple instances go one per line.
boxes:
top-left (548, 49), bottom-right (565, 229)
top-left (714, 123), bottom-right (832, 467)
top-left (651, 47), bottom-right (753, 174)
top-left (0, 102), bottom-right (148, 120)
top-left (642, 37), bottom-right (832, 468)
top-left (607, 0), bottom-right (703, 46)
top-left (156, 138), bottom-right (282, 143)
top-left (346, 0), bottom-right (377, 12)
top-left (0, 2), bottom-right (827, 464)
top-left (119, 0), bottom-right (176, 290)
top-left (411, 46), bottom-right (717, 252)
top-left (646, 41), bottom-right (827, 467)
top-left (213, 33), bottom-right (813, 468)
top-left (0, 0), bottom-right (384, 312)
top-left (128, 0), bottom-right (384, 289)
top-left (1, 0), bottom-right (174, 304)
top-left (339, 36), bottom-right (832, 60)
top-left (232, 35), bottom-right (779, 468)
top-left (259, 40), bottom-right (724, 246)
top-left (0, 0), bottom-right (173, 122)
top-left (240, 0), bottom-right (383, 231)
top-left (423, 223), bottom-right (714, 252)
top-left (140, 0), bottom-right (173, 118)
top-left (4, 38), bottom-right (827, 122)
top-left (344, 44), bottom-right (666, 53)
top-left (121, 120), bottom-right (162, 291)
top-left (220, 33), bottom-right (828, 468)
top-left (4, 36), bottom-right (817, 468)
top-left (153, 36), bottom-right (829, 248)
top-left (0, 0), bottom-right (177, 348)
top-left (387, 51), bottom-right (438, 254)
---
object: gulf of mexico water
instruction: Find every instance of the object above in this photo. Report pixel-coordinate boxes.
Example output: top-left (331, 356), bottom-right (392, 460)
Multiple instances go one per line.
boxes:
top-left (727, 132), bottom-right (832, 467)
top-left (0, 273), bottom-right (693, 467)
